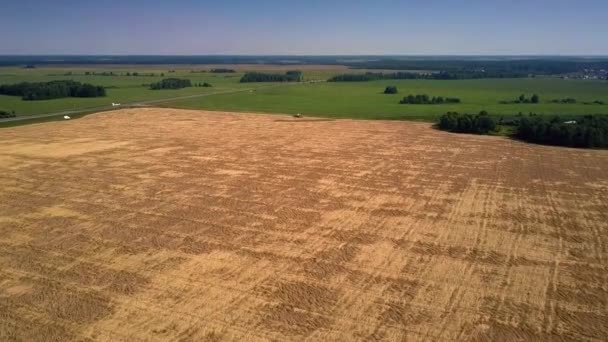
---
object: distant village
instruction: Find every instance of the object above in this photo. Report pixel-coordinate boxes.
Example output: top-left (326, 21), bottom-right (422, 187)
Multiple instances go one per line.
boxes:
top-left (562, 68), bottom-right (608, 80)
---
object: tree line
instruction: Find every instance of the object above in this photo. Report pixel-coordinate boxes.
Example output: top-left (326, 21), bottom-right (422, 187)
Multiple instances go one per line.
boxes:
top-left (518, 94), bottom-right (539, 103)
top-left (210, 68), bottom-right (236, 73)
top-left (0, 80), bottom-right (106, 100)
top-left (438, 111), bottom-right (496, 134)
top-left (329, 72), bottom-right (429, 82)
top-left (516, 115), bottom-right (608, 148)
top-left (3, 56), bottom-right (607, 77)
top-left (328, 71), bottom-right (528, 82)
top-left (0, 110), bottom-right (16, 118)
top-left (5, 56), bottom-right (608, 79)
top-left (83, 71), bottom-right (164, 77)
top-left (437, 111), bottom-right (608, 148)
top-left (150, 78), bottom-right (192, 90)
top-left (499, 94), bottom-right (539, 104)
top-left (400, 94), bottom-right (461, 104)
top-left (194, 82), bottom-right (212, 87)
top-left (550, 97), bottom-right (577, 104)
top-left (549, 98), bottom-right (605, 105)
top-left (345, 59), bottom-right (608, 76)
top-left (240, 71), bottom-right (302, 83)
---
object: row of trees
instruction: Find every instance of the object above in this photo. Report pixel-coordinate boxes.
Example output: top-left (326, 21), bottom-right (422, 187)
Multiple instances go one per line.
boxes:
top-left (83, 71), bottom-right (164, 77)
top-left (346, 59), bottom-right (608, 76)
top-left (546, 98), bottom-right (605, 105)
top-left (194, 82), bottom-right (212, 87)
top-left (400, 94), bottom-right (461, 104)
top-left (329, 73), bottom-right (383, 82)
top-left (240, 71), bottom-right (302, 83)
top-left (328, 71), bottom-right (522, 82)
top-left (150, 78), bottom-right (192, 90)
top-left (0, 80), bottom-right (106, 100)
top-left (438, 111), bottom-right (496, 134)
top-left (550, 97), bottom-right (577, 104)
top-left (499, 94), bottom-right (540, 104)
top-left (519, 94), bottom-right (540, 103)
top-left (516, 115), bottom-right (608, 148)
top-left (0, 110), bottom-right (16, 118)
top-left (329, 72), bottom-right (424, 82)
top-left (210, 68), bottom-right (235, 73)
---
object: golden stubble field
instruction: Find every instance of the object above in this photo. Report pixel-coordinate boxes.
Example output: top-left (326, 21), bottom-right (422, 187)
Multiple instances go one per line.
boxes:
top-left (1, 108), bottom-right (607, 341)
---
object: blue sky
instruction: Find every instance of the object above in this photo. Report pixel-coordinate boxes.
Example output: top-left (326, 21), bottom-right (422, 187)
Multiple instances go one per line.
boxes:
top-left (1, 0), bottom-right (607, 55)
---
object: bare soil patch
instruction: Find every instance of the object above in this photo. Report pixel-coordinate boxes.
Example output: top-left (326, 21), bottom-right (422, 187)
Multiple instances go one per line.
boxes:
top-left (1, 108), bottom-right (607, 341)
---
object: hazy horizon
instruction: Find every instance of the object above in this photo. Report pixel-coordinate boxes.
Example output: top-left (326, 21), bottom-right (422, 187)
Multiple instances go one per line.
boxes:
top-left (1, 0), bottom-right (607, 55)
top-left (2, 54), bottom-right (608, 57)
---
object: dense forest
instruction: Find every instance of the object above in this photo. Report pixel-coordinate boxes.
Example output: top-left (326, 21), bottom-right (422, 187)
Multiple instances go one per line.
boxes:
top-left (438, 111), bottom-right (496, 134)
top-left (150, 78), bottom-right (192, 90)
top-left (400, 94), bottom-right (461, 104)
top-left (240, 71), bottom-right (302, 83)
top-left (438, 111), bottom-right (608, 148)
top-left (0, 80), bottom-right (106, 100)
top-left (516, 115), bottom-right (608, 148)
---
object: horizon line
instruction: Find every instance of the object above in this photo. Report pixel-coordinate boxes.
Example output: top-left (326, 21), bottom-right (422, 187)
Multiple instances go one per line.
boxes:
top-left (2, 54), bottom-right (608, 57)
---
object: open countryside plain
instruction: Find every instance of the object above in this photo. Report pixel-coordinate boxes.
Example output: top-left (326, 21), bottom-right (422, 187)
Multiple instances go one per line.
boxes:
top-left (1, 108), bottom-right (608, 341)
top-left (2, 65), bottom-right (607, 121)
top-left (169, 78), bottom-right (608, 120)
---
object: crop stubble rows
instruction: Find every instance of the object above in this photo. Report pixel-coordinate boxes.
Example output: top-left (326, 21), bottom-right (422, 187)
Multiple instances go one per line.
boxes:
top-left (0, 108), bottom-right (607, 341)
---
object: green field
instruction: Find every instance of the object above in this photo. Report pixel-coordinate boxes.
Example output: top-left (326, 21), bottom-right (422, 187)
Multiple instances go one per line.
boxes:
top-left (169, 78), bottom-right (608, 120)
top-left (0, 66), bottom-right (267, 116)
top-left (1, 66), bottom-right (607, 121)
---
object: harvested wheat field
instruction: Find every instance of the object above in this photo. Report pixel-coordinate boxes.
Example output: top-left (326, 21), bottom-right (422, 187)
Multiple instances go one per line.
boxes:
top-left (1, 108), bottom-right (607, 341)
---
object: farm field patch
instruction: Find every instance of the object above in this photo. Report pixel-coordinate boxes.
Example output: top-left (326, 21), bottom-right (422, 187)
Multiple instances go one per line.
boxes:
top-left (1, 108), bottom-right (607, 341)
top-left (0, 65), bottom-right (308, 117)
top-left (2, 66), bottom-right (607, 121)
top-left (169, 78), bottom-right (608, 120)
